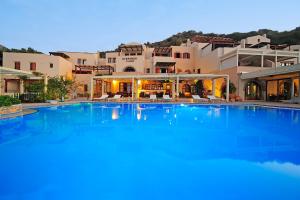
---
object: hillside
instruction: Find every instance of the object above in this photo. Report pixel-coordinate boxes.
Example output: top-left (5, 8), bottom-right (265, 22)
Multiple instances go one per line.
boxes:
top-left (0, 45), bottom-right (42, 54)
top-left (150, 27), bottom-right (300, 47)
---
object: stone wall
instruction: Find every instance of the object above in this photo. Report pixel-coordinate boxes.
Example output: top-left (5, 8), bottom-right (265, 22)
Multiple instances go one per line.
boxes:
top-left (0, 104), bottom-right (23, 115)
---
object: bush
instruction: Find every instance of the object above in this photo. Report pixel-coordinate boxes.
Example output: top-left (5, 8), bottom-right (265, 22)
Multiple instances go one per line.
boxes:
top-left (0, 96), bottom-right (21, 107)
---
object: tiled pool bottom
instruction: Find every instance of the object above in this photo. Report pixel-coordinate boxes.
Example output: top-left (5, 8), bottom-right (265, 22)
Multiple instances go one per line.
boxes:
top-left (0, 103), bottom-right (300, 200)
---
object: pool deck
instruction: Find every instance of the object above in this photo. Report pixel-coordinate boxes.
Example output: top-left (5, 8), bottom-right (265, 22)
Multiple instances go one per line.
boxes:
top-left (1, 99), bottom-right (299, 119)
top-left (21, 99), bottom-right (300, 109)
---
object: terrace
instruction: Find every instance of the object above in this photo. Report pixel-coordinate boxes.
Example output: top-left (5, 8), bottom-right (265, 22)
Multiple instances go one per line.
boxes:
top-left (90, 73), bottom-right (230, 102)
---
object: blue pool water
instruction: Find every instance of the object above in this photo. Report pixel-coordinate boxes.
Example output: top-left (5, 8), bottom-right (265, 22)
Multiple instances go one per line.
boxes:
top-left (1, 103), bottom-right (300, 200)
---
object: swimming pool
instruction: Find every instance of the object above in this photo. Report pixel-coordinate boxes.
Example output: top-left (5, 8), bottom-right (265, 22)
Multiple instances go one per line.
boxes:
top-left (0, 103), bottom-right (300, 200)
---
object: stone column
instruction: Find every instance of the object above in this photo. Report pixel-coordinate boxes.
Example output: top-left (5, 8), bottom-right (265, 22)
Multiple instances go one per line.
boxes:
top-left (172, 80), bottom-right (176, 99)
top-left (101, 80), bottom-right (105, 95)
top-left (90, 78), bottom-right (94, 100)
top-left (212, 79), bottom-right (216, 96)
top-left (20, 79), bottom-right (24, 94)
top-left (44, 76), bottom-right (48, 93)
top-left (176, 76), bottom-right (179, 97)
top-left (132, 78), bottom-right (134, 101)
top-left (226, 76), bottom-right (230, 102)
top-left (291, 78), bottom-right (295, 99)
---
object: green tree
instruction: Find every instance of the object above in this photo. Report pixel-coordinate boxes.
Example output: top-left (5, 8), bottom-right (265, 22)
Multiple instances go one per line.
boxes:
top-left (47, 76), bottom-right (74, 101)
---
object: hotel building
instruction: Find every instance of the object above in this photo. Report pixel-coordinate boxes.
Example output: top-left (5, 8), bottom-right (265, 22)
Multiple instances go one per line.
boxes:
top-left (1, 34), bottom-right (300, 101)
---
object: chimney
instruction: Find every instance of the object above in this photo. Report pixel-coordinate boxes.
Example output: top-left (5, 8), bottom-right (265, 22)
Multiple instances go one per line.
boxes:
top-left (241, 39), bottom-right (246, 48)
top-left (187, 39), bottom-right (192, 46)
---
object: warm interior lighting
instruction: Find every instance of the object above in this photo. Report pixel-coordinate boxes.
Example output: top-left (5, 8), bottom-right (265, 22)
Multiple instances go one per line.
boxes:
top-left (138, 80), bottom-right (141, 85)
top-left (112, 109), bottom-right (119, 120)
top-left (112, 80), bottom-right (117, 85)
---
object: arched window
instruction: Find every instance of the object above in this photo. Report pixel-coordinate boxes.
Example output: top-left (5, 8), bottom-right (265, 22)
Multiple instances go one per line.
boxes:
top-left (123, 66), bottom-right (136, 72)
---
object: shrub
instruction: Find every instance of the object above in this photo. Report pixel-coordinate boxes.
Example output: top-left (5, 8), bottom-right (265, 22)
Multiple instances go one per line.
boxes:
top-left (0, 96), bottom-right (21, 107)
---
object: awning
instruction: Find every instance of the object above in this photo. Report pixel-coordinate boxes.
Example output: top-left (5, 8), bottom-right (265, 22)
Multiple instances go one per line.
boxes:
top-left (240, 64), bottom-right (300, 80)
top-left (155, 62), bottom-right (176, 67)
top-left (0, 67), bottom-right (34, 76)
top-left (93, 73), bottom-right (228, 80)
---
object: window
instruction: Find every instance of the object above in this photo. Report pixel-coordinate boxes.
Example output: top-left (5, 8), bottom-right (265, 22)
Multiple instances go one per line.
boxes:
top-left (82, 59), bottom-right (87, 65)
top-left (174, 52), bottom-right (181, 58)
top-left (30, 62), bottom-right (36, 71)
top-left (108, 58), bottom-right (116, 64)
top-left (77, 59), bottom-right (82, 65)
top-left (183, 53), bottom-right (190, 59)
top-left (15, 62), bottom-right (21, 70)
top-left (197, 68), bottom-right (201, 74)
top-left (258, 39), bottom-right (261, 43)
top-left (50, 63), bottom-right (53, 68)
top-left (161, 68), bottom-right (167, 73)
top-left (146, 68), bottom-right (150, 73)
top-left (84, 84), bottom-right (88, 92)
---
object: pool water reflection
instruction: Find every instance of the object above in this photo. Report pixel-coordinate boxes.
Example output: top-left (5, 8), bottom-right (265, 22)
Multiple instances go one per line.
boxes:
top-left (0, 103), bottom-right (300, 200)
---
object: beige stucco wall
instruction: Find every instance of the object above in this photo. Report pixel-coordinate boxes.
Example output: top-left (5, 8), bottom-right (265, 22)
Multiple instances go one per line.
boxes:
top-left (62, 52), bottom-right (99, 67)
top-left (171, 46), bottom-right (195, 72)
top-left (196, 48), bottom-right (222, 73)
top-left (3, 52), bottom-right (73, 77)
top-left (245, 35), bottom-right (270, 45)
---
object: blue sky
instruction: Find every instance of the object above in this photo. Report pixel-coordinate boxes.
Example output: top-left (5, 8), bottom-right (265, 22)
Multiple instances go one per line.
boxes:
top-left (1, 0), bottom-right (300, 53)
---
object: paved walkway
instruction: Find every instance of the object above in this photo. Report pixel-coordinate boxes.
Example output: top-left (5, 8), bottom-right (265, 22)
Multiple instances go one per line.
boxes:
top-left (21, 99), bottom-right (300, 109)
top-left (2, 99), bottom-right (299, 120)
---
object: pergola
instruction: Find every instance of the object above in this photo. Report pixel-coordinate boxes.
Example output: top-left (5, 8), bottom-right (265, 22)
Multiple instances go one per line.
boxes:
top-left (153, 47), bottom-right (172, 56)
top-left (74, 65), bottom-right (114, 75)
top-left (90, 73), bottom-right (230, 102)
top-left (119, 44), bottom-right (143, 54)
top-left (0, 67), bottom-right (44, 95)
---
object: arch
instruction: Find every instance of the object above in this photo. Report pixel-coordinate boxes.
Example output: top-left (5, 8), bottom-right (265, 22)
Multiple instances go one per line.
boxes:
top-left (244, 80), bottom-right (262, 100)
top-left (123, 66), bottom-right (136, 72)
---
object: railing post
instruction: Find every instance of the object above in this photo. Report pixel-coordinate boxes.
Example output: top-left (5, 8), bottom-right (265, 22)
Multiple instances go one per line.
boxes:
top-left (90, 78), bottom-right (94, 100)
